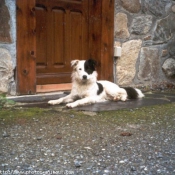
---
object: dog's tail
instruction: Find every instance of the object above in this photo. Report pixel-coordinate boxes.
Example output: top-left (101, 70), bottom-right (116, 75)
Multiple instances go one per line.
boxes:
top-left (123, 87), bottom-right (144, 99)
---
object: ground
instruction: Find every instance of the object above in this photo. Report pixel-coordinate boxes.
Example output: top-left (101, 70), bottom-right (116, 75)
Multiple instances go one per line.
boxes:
top-left (0, 92), bottom-right (175, 175)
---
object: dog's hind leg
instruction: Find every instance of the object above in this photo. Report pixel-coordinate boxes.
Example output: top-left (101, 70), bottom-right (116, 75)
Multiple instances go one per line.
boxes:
top-left (48, 94), bottom-right (74, 105)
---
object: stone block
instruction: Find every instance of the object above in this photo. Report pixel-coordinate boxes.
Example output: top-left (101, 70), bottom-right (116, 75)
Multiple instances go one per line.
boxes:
top-left (0, 0), bottom-right (12, 43)
top-left (153, 15), bottom-right (175, 44)
top-left (142, 0), bottom-right (172, 17)
top-left (120, 0), bottom-right (141, 13)
top-left (161, 50), bottom-right (168, 57)
top-left (117, 40), bottom-right (142, 86)
top-left (172, 5), bottom-right (175, 13)
top-left (131, 15), bottom-right (152, 35)
top-left (0, 48), bottom-right (13, 93)
top-left (144, 35), bottom-right (152, 41)
top-left (114, 13), bottom-right (130, 39)
top-left (162, 58), bottom-right (175, 78)
top-left (168, 36), bottom-right (175, 56)
top-left (138, 47), bottom-right (159, 82)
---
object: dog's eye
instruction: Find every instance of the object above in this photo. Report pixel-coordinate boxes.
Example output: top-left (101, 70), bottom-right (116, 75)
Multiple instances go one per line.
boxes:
top-left (79, 68), bottom-right (82, 70)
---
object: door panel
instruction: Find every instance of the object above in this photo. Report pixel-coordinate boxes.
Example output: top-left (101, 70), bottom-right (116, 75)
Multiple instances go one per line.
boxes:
top-left (70, 11), bottom-right (83, 59)
top-left (36, 0), bottom-right (88, 85)
top-left (35, 6), bottom-right (47, 68)
top-left (52, 8), bottom-right (65, 66)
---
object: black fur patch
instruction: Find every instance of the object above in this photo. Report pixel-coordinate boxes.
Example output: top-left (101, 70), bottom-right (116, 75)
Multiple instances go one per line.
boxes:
top-left (97, 82), bottom-right (103, 95)
top-left (123, 87), bottom-right (138, 99)
top-left (84, 59), bottom-right (96, 74)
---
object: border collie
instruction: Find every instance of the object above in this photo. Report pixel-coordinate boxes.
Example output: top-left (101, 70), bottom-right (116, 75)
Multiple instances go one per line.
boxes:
top-left (48, 59), bottom-right (144, 108)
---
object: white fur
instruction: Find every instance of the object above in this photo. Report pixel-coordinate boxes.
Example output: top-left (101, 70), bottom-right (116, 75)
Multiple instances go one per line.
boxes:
top-left (48, 60), bottom-right (144, 108)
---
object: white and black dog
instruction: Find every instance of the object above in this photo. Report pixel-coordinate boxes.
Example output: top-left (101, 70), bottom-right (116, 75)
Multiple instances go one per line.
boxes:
top-left (48, 59), bottom-right (144, 108)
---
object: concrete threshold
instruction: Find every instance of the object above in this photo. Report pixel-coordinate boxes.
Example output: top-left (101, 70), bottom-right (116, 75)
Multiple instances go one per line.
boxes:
top-left (5, 91), bottom-right (175, 111)
top-left (6, 91), bottom-right (67, 103)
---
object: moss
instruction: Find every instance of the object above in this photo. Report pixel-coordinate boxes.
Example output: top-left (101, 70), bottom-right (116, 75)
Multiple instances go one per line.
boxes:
top-left (0, 107), bottom-right (46, 124)
top-left (0, 103), bottom-right (175, 127)
top-left (0, 94), bottom-right (15, 109)
top-left (99, 103), bottom-right (175, 125)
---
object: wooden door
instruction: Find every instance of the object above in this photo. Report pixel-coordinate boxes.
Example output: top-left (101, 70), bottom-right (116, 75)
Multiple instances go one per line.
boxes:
top-left (17, 0), bottom-right (114, 95)
top-left (16, 0), bottom-right (36, 95)
top-left (35, 0), bottom-right (89, 85)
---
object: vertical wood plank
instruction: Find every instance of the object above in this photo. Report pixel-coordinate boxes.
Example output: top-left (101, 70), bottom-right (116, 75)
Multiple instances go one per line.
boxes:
top-left (101, 0), bottom-right (114, 81)
top-left (17, 0), bottom-right (36, 94)
top-left (88, 0), bottom-right (102, 79)
top-left (89, 0), bottom-right (114, 81)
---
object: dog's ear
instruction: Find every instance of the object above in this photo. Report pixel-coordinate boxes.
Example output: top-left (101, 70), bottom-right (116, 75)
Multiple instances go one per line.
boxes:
top-left (71, 60), bottom-right (79, 67)
top-left (88, 59), bottom-right (97, 68)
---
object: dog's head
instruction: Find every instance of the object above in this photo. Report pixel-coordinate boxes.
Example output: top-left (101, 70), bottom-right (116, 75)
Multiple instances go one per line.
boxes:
top-left (71, 59), bottom-right (97, 83)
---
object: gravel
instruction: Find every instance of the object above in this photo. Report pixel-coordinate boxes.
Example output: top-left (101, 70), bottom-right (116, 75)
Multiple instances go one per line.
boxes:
top-left (0, 103), bottom-right (175, 175)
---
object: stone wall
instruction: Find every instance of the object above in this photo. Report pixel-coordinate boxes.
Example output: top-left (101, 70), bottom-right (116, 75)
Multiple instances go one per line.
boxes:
top-left (0, 0), bottom-right (16, 95)
top-left (1, 0), bottom-right (175, 95)
top-left (114, 0), bottom-right (175, 89)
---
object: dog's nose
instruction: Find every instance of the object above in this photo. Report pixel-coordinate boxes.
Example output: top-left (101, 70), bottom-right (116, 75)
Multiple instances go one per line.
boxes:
top-left (83, 75), bottom-right (87, 80)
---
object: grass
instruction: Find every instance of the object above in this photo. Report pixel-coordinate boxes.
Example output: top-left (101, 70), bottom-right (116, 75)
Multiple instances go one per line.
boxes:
top-left (0, 102), bottom-right (175, 127)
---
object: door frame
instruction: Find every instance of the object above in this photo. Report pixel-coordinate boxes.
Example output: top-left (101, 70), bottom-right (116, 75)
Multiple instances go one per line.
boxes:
top-left (16, 0), bottom-right (114, 95)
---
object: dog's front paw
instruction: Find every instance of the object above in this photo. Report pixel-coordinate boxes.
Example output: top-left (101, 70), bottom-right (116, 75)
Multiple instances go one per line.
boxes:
top-left (66, 102), bottom-right (77, 108)
top-left (113, 95), bottom-right (120, 101)
top-left (48, 100), bottom-right (60, 105)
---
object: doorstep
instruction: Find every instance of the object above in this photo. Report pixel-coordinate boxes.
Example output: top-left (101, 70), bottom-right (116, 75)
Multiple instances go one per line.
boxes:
top-left (7, 91), bottom-right (68, 103)
top-left (6, 91), bottom-right (175, 112)
top-left (36, 83), bottom-right (72, 93)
